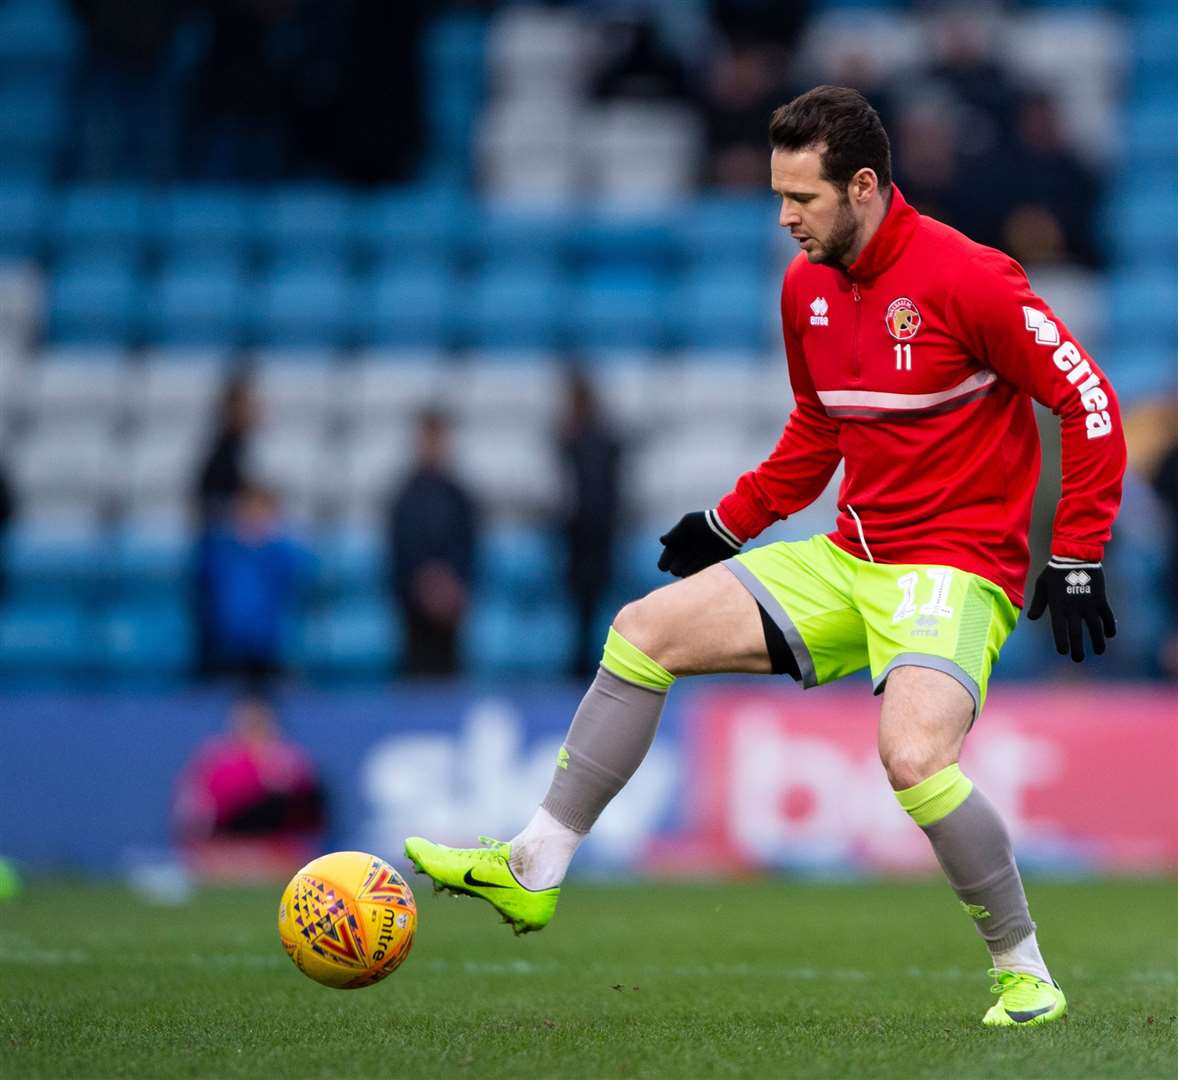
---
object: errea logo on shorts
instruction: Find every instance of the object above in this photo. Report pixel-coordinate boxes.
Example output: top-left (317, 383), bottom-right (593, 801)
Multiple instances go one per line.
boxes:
top-left (809, 297), bottom-right (829, 326)
top-left (1022, 306), bottom-right (1113, 440)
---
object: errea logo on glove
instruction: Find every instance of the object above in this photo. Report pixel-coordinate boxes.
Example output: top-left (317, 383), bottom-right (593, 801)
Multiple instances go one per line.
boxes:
top-left (1064, 570), bottom-right (1092, 594)
top-left (1022, 307), bottom-right (1113, 441)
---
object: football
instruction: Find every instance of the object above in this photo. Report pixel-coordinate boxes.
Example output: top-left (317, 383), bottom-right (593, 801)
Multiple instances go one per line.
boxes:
top-left (278, 851), bottom-right (417, 989)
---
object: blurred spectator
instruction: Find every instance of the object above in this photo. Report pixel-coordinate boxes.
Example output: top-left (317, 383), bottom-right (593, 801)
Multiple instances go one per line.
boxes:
top-left (194, 370), bottom-right (259, 525)
top-left (556, 369), bottom-right (622, 679)
top-left (387, 409), bottom-right (478, 677)
top-left (702, 40), bottom-right (794, 190)
top-left (996, 92), bottom-right (1102, 269)
top-left (588, 16), bottom-right (691, 103)
top-left (195, 483), bottom-right (310, 682)
top-left (1128, 397), bottom-right (1178, 677)
top-left (182, 0), bottom-right (427, 183)
top-left (68, 0), bottom-right (187, 180)
top-left (173, 692), bottom-right (327, 880)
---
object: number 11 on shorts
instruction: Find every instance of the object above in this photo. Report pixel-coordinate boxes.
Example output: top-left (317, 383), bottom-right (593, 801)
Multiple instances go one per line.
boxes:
top-left (892, 568), bottom-right (955, 624)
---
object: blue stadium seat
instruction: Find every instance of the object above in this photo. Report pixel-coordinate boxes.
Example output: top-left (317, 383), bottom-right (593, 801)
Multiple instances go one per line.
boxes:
top-left (100, 600), bottom-right (193, 679)
top-left (251, 259), bottom-right (357, 348)
top-left (0, 91), bottom-right (66, 179)
top-left (112, 527), bottom-right (192, 599)
top-left (0, 180), bottom-right (49, 258)
top-left (476, 523), bottom-right (563, 604)
top-left (457, 261), bottom-right (566, 349)
top-left (257, 187), bottom-right (355, 263)
top-left (47, 254), bottom-right (142, 345)
top-left (50, 185), bottom-right (153, 257)
top-left (678, 196), bottom-right (774, 268)
top-left (570, 214), bottom-right (676, 272)
top-left (360, 259), bottom-right (451, 348)
top-left (158, 187), bottom-right (257, 257)
top-left (673, 263), bottom-right (771, 351)
top-left (567, 268), bottom-right (670, 350)
top-left (4, 524), bottom-right (116, 600)
top-left (315, 528), bottom-right (385, 598)
top-left (462, 598), bottom-right (574, 676)
top-left (1106, 186), bottom-right (1178, 258)
top-left (0, 601), bottom-right (93, 676)
top-left (146, 255), bottom-right (249, 347)
top-left (362, 188), bottom-right (465, 262)
top-left (474, 208), bottom-right (568, 263)
top-left (298, 598), bottom-right (400, 677)
top-left (1108, 270), bottom-right (1178, 347)
top-left (0, 0), bottom-right (79, 74)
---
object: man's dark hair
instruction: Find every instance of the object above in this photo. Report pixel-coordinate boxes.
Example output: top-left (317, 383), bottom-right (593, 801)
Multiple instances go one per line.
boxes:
top-left (768, 85), bottom-right (892, 192)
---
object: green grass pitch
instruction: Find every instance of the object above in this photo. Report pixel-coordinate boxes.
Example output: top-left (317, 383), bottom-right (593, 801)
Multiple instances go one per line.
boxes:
top-left (2, 877), bottom-right (1174, 1078)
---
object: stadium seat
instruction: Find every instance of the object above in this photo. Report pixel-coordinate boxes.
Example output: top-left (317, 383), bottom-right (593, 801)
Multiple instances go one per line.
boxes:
top-left (362, 188), bottom-right (465, 263)
top-left (462, 597), bottom-right (574, 675)
top-left (453, 420), bottom-right (561, 513)
top-left (566, 268), bottom-right (670, 350)
top-left (145, 255), bottom-right (249, 347)
top-left (472, 206), bottom-right (568, 264)
top-left (251, 356), bottom-right (344, 424)
top-left (46, 255), bottom-right (142, 344)
top-left (346, 353), bottom-right (449, 426)
top-left (122, 420), bottom-right (208, 510)
top-left (0, 600), bottom-right (94, 675)
top-left (99, 599), bottom-right (193, 679)
top-left (476, 521), bottom-right (563, 603)
top-left (443, 356), bottom-right (562, 425)
top-left (297, 597), bottom-right (400, 677)
top-left (257, 187), bottom-right (355, 264)
top-left (0, 180), bottom-right (49, 258)
top-left (677, 196), bottom-right (775, 269)
top-left (314, 527), bottom-right (386, 598)
top-left (3, 522), bottom-right (114, 599)
top-left (158, 187), bottom-right (257, 257)
top-left (0, 91), bottom-right (65, 181)
top-left (14, 349), bottom-right (131, 420)
top-left (456, 262), bottom-right (566, 349)
top-left (250, 260), bottom-right (357, 349)
top-left (673, 263), bottom-right (773, 351)
top-left (133, 350), bottom-right (230, 424)
top-left (360, 259), bottom-right (452, 349)
top-left (9, 420), bottom-right (121, 514)
top-left (50, 185), bottom-right (153, 257)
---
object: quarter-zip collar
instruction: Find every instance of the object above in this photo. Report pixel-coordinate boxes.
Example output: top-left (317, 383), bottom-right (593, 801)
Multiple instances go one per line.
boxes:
top-left (844, 184), bottom-right (920, 284)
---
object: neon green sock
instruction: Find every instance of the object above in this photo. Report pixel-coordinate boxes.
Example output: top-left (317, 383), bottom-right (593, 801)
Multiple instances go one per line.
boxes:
top-left (600, 627), bottom-right (675, 691)
top-left (894, 763), bottom-right (974, 826)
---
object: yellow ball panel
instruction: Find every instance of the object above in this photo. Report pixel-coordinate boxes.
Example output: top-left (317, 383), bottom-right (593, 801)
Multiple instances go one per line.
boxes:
top-left (277, 851), bottom-right (417, 989)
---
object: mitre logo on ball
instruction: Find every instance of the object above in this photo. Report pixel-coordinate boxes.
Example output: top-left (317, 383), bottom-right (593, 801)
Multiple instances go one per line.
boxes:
top-left (886, 297), bottom-right (921, 340)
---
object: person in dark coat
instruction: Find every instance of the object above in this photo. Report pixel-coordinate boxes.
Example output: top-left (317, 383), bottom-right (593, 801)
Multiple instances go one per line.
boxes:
top-left (387, 409), bottom-right (478, 677)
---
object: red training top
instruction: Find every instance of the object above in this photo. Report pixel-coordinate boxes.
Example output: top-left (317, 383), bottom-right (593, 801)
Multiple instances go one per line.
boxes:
top-left (715, 186), bottom-right (1126, 607)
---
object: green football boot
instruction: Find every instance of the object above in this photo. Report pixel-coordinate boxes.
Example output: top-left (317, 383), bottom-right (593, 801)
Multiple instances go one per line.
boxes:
top-left (982, 969), bottom-right (1067, 1027)
top-left (403, 836), bottom-right (559, 935)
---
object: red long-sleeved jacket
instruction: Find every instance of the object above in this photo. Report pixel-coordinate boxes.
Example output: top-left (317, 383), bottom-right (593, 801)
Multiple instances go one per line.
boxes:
top-left (716, 186), bottom-right (1126, 607)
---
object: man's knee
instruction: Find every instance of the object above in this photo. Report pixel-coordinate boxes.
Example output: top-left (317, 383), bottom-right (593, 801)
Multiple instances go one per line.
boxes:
top-left (612, 594), bottom-right (671, 669)
top-left (878, 741), bottom-right (954, 792)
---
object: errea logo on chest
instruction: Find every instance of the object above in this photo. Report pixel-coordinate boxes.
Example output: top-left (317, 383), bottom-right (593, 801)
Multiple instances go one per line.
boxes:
top-left (809, 297), bottom-right (829, 326)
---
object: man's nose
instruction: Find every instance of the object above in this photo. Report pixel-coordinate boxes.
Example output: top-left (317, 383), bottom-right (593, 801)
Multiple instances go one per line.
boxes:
top-left (779, 205), bottom-right (801, 228)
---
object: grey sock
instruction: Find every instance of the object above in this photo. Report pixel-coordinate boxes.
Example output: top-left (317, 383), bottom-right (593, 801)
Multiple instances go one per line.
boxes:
top-left (921, 786), bottom-right (1036, 951)
top-left (541, 667), bottom-right (668, 834)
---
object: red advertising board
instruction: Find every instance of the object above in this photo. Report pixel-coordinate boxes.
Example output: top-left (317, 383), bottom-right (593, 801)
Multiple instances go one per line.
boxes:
top-left (652, 684), bottom-right (1178, 875)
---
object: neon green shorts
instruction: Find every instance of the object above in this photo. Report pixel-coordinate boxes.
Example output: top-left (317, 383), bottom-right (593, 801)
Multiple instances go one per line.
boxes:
top-left (725, 534), bottom-right (1018, 716)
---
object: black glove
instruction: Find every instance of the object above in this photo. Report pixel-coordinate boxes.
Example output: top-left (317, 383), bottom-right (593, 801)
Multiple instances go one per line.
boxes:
top-left (1026, 556), bottom-right (1116, 663)
top-left (657, 509), bottom-right (742, 577)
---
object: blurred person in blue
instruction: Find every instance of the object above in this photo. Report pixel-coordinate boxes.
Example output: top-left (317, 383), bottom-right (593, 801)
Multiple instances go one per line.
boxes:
top-left (173, 691), bottom-right (326, 881)
top-left (557, 369), bottom-right (623, 679)
top-left (195, 482), bottom-right (310, 682)
top-left (387, 408), bottom-right (478, 677)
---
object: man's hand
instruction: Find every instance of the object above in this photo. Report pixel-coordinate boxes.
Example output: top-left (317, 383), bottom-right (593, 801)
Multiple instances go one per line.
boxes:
top-left (1026, 556), bottom-right (1116, 662)
top-left (657, 509), bottom-right (742, 577)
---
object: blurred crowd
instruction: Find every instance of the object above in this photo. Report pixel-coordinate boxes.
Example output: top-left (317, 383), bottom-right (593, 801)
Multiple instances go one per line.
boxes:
top-left (0, 0), bottom-right (1172, 683)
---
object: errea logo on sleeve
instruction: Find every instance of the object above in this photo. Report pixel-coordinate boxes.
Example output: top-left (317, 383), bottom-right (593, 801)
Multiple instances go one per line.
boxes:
top-left (1022, 306), bottom-right (1112, 440)
top-left (809, 297), bottom-right (829, 326)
